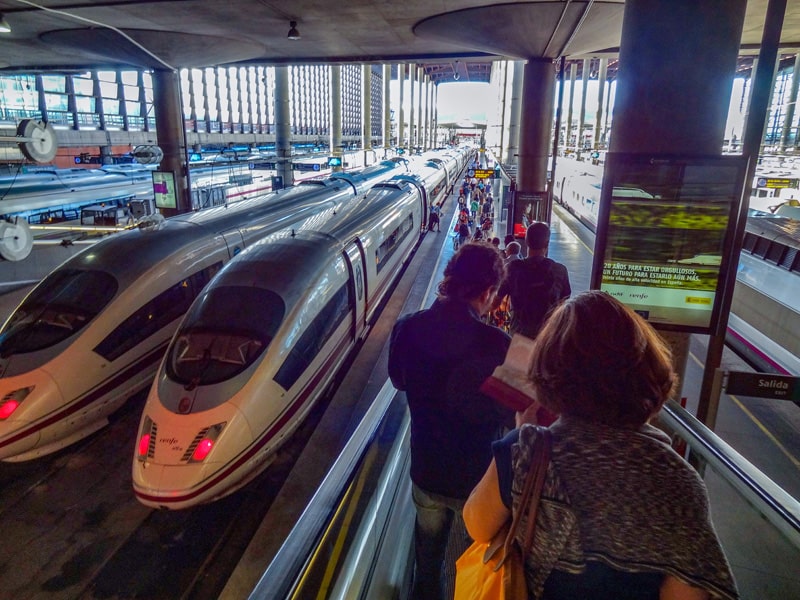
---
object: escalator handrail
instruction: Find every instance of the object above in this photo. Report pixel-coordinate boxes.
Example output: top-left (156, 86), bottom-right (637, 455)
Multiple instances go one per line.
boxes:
top-left (247, 378), bottom-right (399, 600)
top-left (661, 398), bottom-right (800, 548)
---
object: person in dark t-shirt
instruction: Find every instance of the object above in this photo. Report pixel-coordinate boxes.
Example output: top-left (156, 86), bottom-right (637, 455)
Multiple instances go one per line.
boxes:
top-left (495, 221), bottom-right (571, 339)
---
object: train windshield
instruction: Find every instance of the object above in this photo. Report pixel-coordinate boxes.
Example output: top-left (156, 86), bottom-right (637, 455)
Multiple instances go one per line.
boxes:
top-left (167, 286), bottom-right (285, 386)
top-left (0, 269), bottom-right (118, 356)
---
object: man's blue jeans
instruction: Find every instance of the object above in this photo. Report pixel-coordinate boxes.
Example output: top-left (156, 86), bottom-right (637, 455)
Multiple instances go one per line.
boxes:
top-left (410, 483), bottom-right (467, 600)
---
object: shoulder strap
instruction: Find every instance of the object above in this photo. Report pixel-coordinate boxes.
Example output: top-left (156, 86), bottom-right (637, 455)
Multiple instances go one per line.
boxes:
top-left (501, 427), bottom-right (552, 559)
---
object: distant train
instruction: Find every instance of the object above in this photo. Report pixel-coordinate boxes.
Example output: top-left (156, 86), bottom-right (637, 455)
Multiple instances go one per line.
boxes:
top-left (0, 156), bottom-right (441, 462)
top-left (131, 169), bottom-right (445, 509)
top-left (0, 165), bottom-right (156, 220)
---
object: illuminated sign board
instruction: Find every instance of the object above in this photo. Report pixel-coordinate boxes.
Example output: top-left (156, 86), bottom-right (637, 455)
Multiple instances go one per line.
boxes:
top-left (756, 177), bottom-right (797, 189)
top-left (467, 168), bottom-right (496, 179)
top-left (152, 171), bottom-right (178, 209)
top-left (327, 156), bottom-right (343, 167)
top-left (591, 153), bottom-right (747, 334)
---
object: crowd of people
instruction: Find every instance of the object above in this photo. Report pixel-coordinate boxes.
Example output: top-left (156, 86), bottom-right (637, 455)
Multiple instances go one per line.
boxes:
top-left (389, 175), bottom-right (737, 600)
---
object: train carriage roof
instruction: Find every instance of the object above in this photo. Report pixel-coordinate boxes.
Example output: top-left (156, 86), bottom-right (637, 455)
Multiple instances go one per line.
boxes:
top-left (207, 233), bottom-right (344, 312)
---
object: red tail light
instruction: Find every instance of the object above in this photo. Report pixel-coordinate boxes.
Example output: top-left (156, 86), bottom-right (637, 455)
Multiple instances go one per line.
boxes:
top-left (0, 400), bottom-right (19, 419)
top-left (192, 439), bottom-right (214, 461)
top-left (138, 433), bottom-right (151, 457)
top-left (0, 386), bottom-right (34, 419)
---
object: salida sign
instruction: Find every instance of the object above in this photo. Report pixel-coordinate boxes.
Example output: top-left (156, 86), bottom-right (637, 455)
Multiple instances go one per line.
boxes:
top-left (726, 371), bottom-right (800, 401)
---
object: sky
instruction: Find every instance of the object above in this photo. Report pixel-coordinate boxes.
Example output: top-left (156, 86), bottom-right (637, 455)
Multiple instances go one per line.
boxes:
top-left (392, 80), bottom-right (496, 127)
top-left (435, 82), bottom-right (496, 125)
top-left (395, 75), bottom-right (751, 141)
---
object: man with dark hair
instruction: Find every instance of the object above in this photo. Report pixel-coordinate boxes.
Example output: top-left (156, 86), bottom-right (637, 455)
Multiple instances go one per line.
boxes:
top-left (388, 243), bottom-right (513, 600)
top-left (495, 221), bottom-right (571, 339)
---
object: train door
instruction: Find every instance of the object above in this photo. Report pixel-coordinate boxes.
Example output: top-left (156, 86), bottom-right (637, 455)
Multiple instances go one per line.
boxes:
top-left (414, 181), bottom-right (429, 233)
top-left (220, 229), bottom-right (245, 258)
top-left (343, 241), bottom-right (367, 340)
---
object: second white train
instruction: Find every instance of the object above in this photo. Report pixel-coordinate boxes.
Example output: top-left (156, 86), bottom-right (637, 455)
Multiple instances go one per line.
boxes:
top-left (131, 169), bottom-right (456, 508)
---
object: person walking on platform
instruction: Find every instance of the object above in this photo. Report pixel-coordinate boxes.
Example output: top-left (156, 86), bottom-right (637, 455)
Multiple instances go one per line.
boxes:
top-left (457, 220), bottom-right (471, 249)
top-left (495, 221), bottom-right (571, 339)
top-left (388, 243), bottom-right (514, 600)
top-left (463, 291), bottom-right (738, 600)
top-left (428, 204), bottom-right (441, 232)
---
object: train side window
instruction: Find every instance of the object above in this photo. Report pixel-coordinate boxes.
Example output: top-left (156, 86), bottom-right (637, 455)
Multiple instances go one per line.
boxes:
top-left (375, 214), bottom-right (414, 273)
top-left (274, 284), bottom-right (349, 390)
top-left (354, 264), bottom-right (363, 300)
top-left (93, 262), bottom-right (222, 362)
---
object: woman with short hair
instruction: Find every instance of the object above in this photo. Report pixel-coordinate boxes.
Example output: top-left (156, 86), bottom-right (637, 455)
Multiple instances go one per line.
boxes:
top-left (463, 291), bottom-right (738, 600)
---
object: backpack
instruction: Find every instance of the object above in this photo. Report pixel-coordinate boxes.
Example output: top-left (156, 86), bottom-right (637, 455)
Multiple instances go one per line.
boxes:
top-left (458, 222), bottom-right (470, 237)
top-left (507, 258), bottom-right (562, 338)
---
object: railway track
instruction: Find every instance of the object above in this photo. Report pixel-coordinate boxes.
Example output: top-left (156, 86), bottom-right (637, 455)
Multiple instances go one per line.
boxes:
top-left (0, 386), bottom-right (331, 599)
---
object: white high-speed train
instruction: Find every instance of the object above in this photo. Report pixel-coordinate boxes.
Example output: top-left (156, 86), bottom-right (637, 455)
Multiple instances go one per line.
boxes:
top-left (0, 159), bottom-right (415, 462)
top-left (0, 166), bottom-right (156, 218)
top-left (131, 164), bottom-right (465, 509)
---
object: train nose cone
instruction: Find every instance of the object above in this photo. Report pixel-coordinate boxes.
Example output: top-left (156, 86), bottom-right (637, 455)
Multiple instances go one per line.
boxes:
top-left (0, 369), bottom-right (62, 461)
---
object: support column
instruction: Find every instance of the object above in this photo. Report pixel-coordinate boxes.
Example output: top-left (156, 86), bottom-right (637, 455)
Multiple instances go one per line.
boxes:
top-left (761, 59), bottom-right (782, 148)
top-left (214, 67), bottom-right (223, 133)
top-left (187, 69), bottom-right (198, 133)
top-left (419, 71), bottom-right (430, 152)
top-left (780, 53), bottom-right (800, 151)
top-left (611, 0), bottom-right (745, 155)
top-left (152, 68), bottom-right (191, 214)
top-left (497, 61), bottom-right (509, 164)
top-left (66, 75), bottom-right (79, 131)
top-left (202, 68), bottom-right (211, 133)
top-left (138, 71), bottom-right (150, 132)
top-left (427, 77), bottom-right (438, 150)
top-left (398, 65), bottom-right (406, 151)
top-left (409, 64), bottom-right (416, 152)
top-left (593, 58), bottom-right (607, 151)
top-left (362, 64), bottom-right (372, 164)
top-left (565, 62), bottom-right (577, 151)
top-left (577, 58), bottom-right (589, 158)
top-left (35, 75), bottom-right (48, 124)
top-left (515, 58), bottom-right (555, 228)
top-left (116, 70), bottom-right (129, 131)
top-left (610, 0), bottom-right (748, 418)
top-left (383, 64), bottom-right (392, 152)
top-left (330, 65), bottom-right (343, 172)
top-left (505, 61), bottom-right (524, 166)
top-left (234, 67), bottom-right (245, 133)
top-left (255, 66), bottom-right (264, 134)
top-left (275, 65), bottom-right (293, 187)
top-left (91, 71), bottom-right (107, 131)
top-left (433, 81), bottom-right (439, 148)
top-left (417, 66), bottom-right (424, 152)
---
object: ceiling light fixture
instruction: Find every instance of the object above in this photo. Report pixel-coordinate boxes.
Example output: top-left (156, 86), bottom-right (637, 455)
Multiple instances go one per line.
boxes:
top-left (287, 20), bottom-right (300, 41)
top-left (0, 14), bottom-right (11, 34)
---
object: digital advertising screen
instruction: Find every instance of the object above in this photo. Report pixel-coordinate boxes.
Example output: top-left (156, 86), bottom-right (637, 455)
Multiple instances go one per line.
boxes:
top-left (152, 171), bottom-right (177, 209)
top-left (590, 153), bottom-right (748, 334)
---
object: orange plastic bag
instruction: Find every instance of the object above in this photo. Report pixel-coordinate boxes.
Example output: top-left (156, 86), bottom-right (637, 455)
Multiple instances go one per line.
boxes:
top-left (454, 531), bottom-right (527, 600)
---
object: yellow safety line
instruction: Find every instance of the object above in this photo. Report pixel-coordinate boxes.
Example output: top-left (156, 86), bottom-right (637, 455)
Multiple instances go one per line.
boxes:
top-left (290, 444), bottom-right (377, 599)
top-left (727, 394), bottom-right (800, 470)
